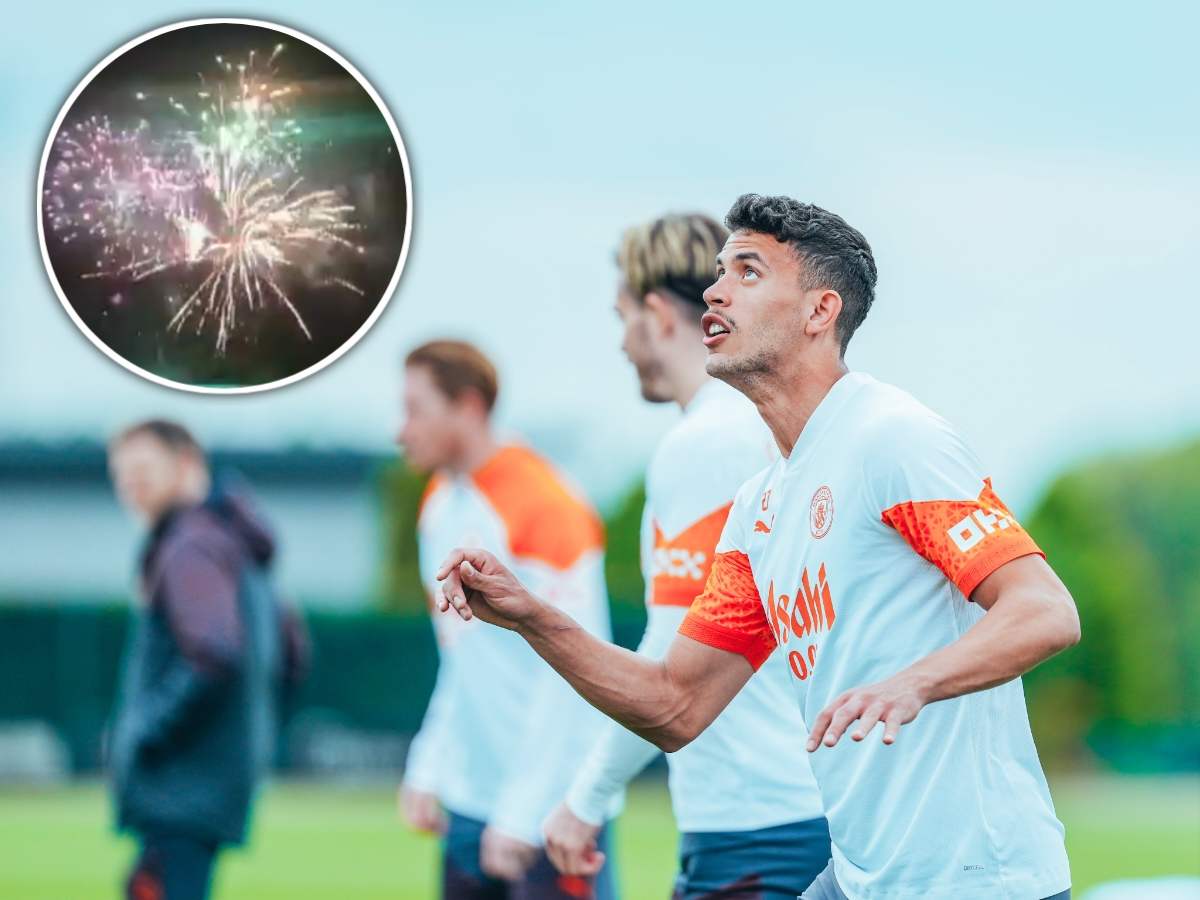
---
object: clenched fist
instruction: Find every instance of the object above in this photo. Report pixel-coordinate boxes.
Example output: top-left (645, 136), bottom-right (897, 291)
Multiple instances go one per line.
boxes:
top-left (542, 801), bottom-right (605, 877)
top-left (480, 826), bottom-right (539, 881)
top-left (398, 785), bottom-right (446, 835)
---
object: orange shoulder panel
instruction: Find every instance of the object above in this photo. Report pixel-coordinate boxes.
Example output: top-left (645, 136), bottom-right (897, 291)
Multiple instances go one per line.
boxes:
top-left (678, 549), bottom-right (776, 670)
top-left (471, 445), bottom-right (603, 571)
top-left (650, 503), bottom-right (732, 607)
top-left (418, 472), bottom-right (447, 517)
top-left (881, 477), bottom-right (1044, 599)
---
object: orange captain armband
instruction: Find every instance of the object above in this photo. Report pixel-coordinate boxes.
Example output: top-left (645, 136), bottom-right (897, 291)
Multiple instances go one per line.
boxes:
top-left (678, 550), bottom-right (777, 670)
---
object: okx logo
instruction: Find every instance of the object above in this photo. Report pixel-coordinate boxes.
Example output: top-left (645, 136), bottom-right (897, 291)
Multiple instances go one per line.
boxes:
top-left (762, 564), bottom-right (837, 681)
top-left (947, 505), bottom-right (1014, 552)
top-left (653, 547), bottom-right (706, 580)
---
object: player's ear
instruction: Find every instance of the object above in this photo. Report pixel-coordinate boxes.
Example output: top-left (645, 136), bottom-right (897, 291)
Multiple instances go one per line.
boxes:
top-left (806, 288), bottom-right (843, 340)
top-left (643, 290), bottom-right (676, 337)
top-left (453, 387), bottom-right (491, 421)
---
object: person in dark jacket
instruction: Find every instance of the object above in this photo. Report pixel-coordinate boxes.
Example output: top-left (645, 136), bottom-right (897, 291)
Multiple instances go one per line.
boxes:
top-left (107, 419), bottom-right (308, 900)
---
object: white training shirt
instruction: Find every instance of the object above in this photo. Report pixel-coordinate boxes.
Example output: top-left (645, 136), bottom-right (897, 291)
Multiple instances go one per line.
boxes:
top-left (680, 373), bottom-right (1071, 900)
top-left (403, 443), bottom-right (613, 845)
top-left (565, 379), bottom-right (825, 833)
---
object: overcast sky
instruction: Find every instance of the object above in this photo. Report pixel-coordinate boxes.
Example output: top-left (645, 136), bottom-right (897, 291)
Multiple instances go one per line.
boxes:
top-left (3, 1), bottom-right (1197, 511)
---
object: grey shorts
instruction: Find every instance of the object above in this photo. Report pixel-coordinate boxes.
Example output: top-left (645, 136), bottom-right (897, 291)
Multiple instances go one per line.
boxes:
top-left (799, 860), bottom-right (1072, 900)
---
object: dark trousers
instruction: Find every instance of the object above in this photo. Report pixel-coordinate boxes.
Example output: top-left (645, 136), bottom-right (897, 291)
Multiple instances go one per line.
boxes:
top-left (673, 817), bottom-right (831, 899)
top-left (443, 812), bottom-right (616, 900)
top-left (125, 832), bottom-right (219, 900)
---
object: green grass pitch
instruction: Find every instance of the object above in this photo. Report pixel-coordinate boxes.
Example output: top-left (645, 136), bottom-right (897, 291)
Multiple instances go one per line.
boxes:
top-left (1, 776), bottom-right (1196, 897)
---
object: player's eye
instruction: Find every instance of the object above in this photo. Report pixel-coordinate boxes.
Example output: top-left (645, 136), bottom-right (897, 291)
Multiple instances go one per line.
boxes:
top-left (715, 267), bottom-right (725, 278)
top-left (743, 268), bottom-right (759, 281)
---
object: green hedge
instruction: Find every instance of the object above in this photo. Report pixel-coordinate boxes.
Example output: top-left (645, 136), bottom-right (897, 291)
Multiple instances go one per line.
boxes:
top-left (0, 603), bottom-right (648, 773)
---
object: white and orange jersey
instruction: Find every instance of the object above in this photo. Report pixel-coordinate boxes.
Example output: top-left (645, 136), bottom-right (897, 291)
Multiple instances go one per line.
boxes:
top-left (565, 379), bottom-right (824, 833)
top-left (680, 373), bottom-right (1070, 900)
top-left (403, 443), bottom-right (613, 845)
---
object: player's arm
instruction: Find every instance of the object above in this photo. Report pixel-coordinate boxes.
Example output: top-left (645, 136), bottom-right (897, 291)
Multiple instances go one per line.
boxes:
top-left (808, 415), bottom-right (1080, 751)
top-left (542, 719), bottom-right (657, 876)
top-left (136, 538), bottom-right (243, 760)
top-left (399, 611), bottom-right (456, 834)
top-left (436, 548), bottom-right (755, 753)
top-left (807, 553), bottom-right (1079, 750)
top-left (544, 607), bottom-right (679, 876)
top-left (487, 568), bottom-right (618, 851)
top-left (486, 629), bottom-right (616, 877)
top-left (560, 616), bottom-right (675, 818)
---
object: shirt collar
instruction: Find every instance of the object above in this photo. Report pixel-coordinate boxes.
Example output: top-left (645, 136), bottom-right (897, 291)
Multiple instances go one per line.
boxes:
top-left (786, 371), bottom-right (872, 462)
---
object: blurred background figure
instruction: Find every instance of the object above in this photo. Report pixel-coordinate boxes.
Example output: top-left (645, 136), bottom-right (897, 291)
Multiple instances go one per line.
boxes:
top-left (107, 420), bottom-right (309, 900)
top-left (396, 340), bottom-right (617, 899)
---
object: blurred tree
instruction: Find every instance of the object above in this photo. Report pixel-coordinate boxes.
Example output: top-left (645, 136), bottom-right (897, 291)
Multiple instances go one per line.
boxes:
top-left (605, 480), bottom-right (647, 611)
top-left (1024, 439), bottom-right (1200, 771)
top-left (376, 459), bottom-right (431, 615)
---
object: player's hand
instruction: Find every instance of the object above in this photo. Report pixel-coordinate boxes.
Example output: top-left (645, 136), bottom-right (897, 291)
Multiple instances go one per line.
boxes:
top-left (480, 826), bottom-right (539, 881)
top-left (806, 671), bottom-right (929, 751)
top-left (398, 785), bottom-right (446, 835)
top-left (435, 548), bottom-right (540, 631)
top-left (543, 802), bottom-right (605, 877)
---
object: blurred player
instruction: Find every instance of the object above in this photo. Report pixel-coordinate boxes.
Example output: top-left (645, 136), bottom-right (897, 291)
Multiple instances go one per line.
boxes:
top-left (108, 420), bottom-right (308, 900)
top-left (541, 213), bottom-right (830, 897)
top-left (434, 196), bottom-right (1081, 900)
top-left (396, 340), bottom-right (616, 900)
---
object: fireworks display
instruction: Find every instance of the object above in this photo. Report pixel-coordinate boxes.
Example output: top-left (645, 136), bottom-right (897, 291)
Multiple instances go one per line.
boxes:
top-left (44, 43), bottom-right (365, 354)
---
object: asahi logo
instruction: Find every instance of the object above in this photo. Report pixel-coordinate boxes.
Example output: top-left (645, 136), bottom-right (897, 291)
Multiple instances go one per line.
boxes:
top-left (810, 485), bottom-right (833, 539)
top-left (763, 563), bottom-right (837, 681)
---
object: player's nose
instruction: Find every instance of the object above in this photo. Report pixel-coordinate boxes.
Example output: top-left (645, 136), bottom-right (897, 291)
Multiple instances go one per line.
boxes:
top-left (702, 277), bottom-right (728, 308)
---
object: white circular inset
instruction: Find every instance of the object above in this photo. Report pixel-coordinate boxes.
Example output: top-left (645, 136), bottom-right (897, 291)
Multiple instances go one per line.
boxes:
top-left (37, 18), bottom-right (413, 393)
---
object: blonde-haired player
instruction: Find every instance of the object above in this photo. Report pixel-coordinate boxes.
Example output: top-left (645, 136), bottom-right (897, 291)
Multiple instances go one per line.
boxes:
top-left (542, 214), bottom-right (830, 898)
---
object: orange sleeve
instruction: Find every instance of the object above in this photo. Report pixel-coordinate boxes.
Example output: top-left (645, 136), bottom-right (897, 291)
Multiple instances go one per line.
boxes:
top-left (678, 550), bottom-right (776, 670)
top-left (881, 477), bottom-right (1044, 599)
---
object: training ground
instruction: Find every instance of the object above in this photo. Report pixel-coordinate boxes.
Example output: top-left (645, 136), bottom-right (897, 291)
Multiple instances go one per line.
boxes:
top-left (2, 775), bottom-right (1197, 898)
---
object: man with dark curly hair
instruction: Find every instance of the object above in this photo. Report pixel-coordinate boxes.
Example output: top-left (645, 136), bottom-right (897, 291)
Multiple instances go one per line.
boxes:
top-left (435, 195), bottom-right (1080, 900)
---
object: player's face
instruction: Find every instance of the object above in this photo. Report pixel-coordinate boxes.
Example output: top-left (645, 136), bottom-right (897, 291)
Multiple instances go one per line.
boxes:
top-left (701, 230), bottom-right (808, 383)
top-left (614, 285), bottom-right (671, 403)
top-left (109, 434), bottom-right (192, 525)
top-left (397, 365), bottom-right (464, 473)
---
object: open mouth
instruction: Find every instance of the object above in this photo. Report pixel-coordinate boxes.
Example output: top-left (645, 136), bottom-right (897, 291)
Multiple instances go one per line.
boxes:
top-left (701, 312), bottom-right (732, 347)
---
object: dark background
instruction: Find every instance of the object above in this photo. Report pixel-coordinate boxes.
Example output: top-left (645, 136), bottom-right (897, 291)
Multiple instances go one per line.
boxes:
top-left (42, 23), bottom-right (409, 388)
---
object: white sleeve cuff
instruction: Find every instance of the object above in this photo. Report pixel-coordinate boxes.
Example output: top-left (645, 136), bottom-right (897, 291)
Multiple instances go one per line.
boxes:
top-left (564, 773), bottom-right (624, 827)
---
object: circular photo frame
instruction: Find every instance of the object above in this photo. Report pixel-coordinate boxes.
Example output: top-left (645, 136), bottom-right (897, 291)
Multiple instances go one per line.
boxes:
top-left (37, 18), bottom-right (412, 393)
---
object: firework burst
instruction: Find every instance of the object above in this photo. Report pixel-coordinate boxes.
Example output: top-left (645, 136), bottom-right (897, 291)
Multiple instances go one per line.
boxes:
top-left (45, 43), bottom-right (364, 354)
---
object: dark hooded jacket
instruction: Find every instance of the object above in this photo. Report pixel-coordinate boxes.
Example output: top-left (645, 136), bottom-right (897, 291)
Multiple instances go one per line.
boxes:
top-left (109, 472), bottom-right (308, 846)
